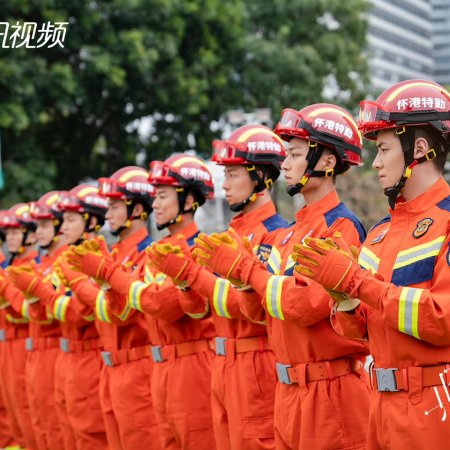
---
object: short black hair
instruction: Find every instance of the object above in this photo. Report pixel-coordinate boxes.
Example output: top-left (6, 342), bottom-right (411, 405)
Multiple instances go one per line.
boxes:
top-left (415, 126), bottom-right (449, 173)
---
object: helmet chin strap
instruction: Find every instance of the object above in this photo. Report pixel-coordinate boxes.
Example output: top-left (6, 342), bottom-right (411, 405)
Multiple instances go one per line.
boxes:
top-left (229, 165), bottom-right (274, 213)
top-left (156, 187), bottom-right (200, 231)
top-left (286, 142), bottom-right (336, 197)
top-left (384, 127), bottom-right (443, 209)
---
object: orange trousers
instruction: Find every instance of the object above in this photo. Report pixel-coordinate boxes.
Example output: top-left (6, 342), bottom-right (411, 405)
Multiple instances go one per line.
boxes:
top-left (55, 349), bottom-right (108, 450)
top-left (368, 386), bottom-right (450, 449)
top-left (0, 379), bottom-right (15, 449)
top-left (211, 350), bottom-right (276, 450)
top-left (151, 350), bottom-right (216, 450)
top-left (26, 346), bottom-right (64, 450)
top-left (274, 372), bottom-right (370, 450)
top-left (0, 339), bottom-right (38, 450)
top-left (99, 357), bottom-right (161, 450)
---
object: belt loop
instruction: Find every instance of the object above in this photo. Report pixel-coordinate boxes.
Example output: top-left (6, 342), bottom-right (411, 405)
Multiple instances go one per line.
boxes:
top-left (325, 361), bottom-right (334, 380)
top-left (408, 366), bottom-right (422, 405)
top-left (297, 363), bottom-right (308, 396)
top-left (226, 339), bottom-right (236, 367)
top-left (401, 368), bottom-right (409, 391)
top-left (258, 336), bottom-right (264, 352)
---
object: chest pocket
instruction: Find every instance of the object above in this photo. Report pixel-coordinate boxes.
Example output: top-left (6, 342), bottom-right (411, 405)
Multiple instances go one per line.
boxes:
top-left (391, 236), bottom-right (445, 286)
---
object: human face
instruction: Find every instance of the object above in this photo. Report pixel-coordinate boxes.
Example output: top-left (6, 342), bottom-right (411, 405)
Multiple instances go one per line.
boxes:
top-left (152, 186), bottom-right (179, 226)
top-left (36, 219), bottom-right (56, 247)
top-left (61, 212), bottom-right (85, 245)
top-left (105, 199), bottom-right (128, 232)
top-left (373, 129), bottom-right (405, 190)
top-left (222, 165), bottom-right (254, 206)
top-left (6, 228), bottom-right (24, 253)
top-left (282, 138), bottom-right (310, 186)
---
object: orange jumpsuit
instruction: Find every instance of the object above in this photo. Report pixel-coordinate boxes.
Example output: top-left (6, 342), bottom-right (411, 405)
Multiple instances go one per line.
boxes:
top-left (71, 228), bottom-right (161, 450)
top-left (179, 202), bottom-right (288, 450)
top-left (240, 191), bottom-right (370, 450)
top-left (28, 259), bottom-right (108, 450)
top-left (3, 247), bottom-right (66, 450)
top-left (106, 221), bottom-right (216, 449)
top-left (0, 251), bottom-right (39, 450)
top-left (331, 177), bottom-right (450, 450)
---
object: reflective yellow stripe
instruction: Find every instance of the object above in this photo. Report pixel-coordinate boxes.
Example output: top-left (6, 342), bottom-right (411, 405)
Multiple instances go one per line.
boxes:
top-left (393, 236), bottom-right (445, 269)
top-left (265, 275), bottom-right (286, 320)
top-left (285, 255), bottom-right (296, 273)
top-left (6, 314), bottom-right (28, 324)
top-left (128, 280), bottom-right (147, 312)
top-left (154, 273), bottom-right (167, 285)
top-left (213, 278), bottom-right (231, 318)
top-left (115, 301), bottom-right (132, 321)
top-left (267, 247), bottom-right (282, 275)
top-left (398, 287), bottom-right (422, 339)
top-left (53, 295), bottom-right (71, 322)
top-left (144, 265), bottom-right (155, 284)
top-left (358, 246), bottom-right (380, 274)
top-left (187, 301), bottom-right (210, 319)
top-left (21, 301), bottom-right (30, 320)
top-left (95, 290), bottom-right (112, 323)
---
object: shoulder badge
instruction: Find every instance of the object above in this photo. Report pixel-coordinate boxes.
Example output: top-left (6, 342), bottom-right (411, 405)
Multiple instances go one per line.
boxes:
top-left (246, 233), bottom-right (254, 242)
top-left (413, 218), bottom-right (433, 239)
top-left (281, 230), bottom-right (294, 246)
top-left (371, 227), bottom-right (389, 244)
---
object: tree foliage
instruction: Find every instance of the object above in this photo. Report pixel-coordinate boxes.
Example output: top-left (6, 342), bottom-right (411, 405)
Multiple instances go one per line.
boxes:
top-left (0, 0), bottom-right (369, 206)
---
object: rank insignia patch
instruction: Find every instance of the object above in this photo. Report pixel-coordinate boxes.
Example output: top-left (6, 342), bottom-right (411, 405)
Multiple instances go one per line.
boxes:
top-left (371, 227), bottom-right (389, 244)
top-left (413, 218), bottom-right (433, 239)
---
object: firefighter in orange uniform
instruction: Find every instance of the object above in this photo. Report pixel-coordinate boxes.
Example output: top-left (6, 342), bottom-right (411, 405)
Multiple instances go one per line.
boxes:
top-left (8, 187), bottom-right (109, 450)
top-left (294, 80), bottom-right (450, 450)
top-left (67, 155), bottom-right (218, 449)
top-left (6, 192), bottom-right (67, 450)
top-left (59, 167), bottom-right (161, 450)
top-left (154, 126), bottom-right (289, 450)
top-left (193, 104), bottom-right (371, 450)
top-left (0, 204), bottom-right (39, 450)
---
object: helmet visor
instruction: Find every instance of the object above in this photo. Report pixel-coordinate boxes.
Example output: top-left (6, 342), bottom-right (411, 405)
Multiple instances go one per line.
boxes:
top-left (0, 213), bottom-right (21, 228)
top-left (149, 161), bottom-right (178, 185)
top-left (98, 178), bottom-right (125, 199)
top-left (30, 202), bottom-right (55, 219)
top-left (58, 193), bottom-right (82, 212)
top-left (274, 108), bottom-right (310, 141)
top-left (358, 101), bottom-right (392, 137)
top-left (211, 140), bottom-right (247, 164)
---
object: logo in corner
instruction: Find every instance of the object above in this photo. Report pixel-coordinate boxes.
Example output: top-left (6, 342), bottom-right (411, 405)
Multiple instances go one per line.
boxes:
top-left (413, 218), bottom-right (433, 239)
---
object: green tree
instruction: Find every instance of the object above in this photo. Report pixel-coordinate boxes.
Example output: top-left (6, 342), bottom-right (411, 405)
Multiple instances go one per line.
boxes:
top-left (0, 0), bottom-right (369, 207)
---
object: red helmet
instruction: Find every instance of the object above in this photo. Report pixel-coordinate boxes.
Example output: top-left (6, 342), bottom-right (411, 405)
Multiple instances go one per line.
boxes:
top-left (358, 79), bottom-right (450, 139)
top-left (275, 103), bottom-right (363, 167)
top-left (98, 166), bottom-right (154, 211)
top-left (149, 154), bottom-right (214, 204)
top-left (211, 124), bottom-right (286, 170)
top-left (0, 203), bottom-right (36, 231)
top-left (59, 184), bottom-right (108, 217)
top-left (30, 191), bottom-right (66, 220)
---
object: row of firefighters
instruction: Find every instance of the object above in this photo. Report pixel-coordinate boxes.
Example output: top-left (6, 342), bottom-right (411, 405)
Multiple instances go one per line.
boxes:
top-left (0, 79), bottom-right (450, 450)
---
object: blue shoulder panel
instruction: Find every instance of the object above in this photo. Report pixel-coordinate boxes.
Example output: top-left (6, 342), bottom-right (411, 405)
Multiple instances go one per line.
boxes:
top-left (137, 235), bottom-right (153, 253)
top-left (368, 215), bottom-right (391, 233)
top-left (187, 231), bottom-right (200, 247)
top-left (324, 202), bottom-right (367, 243)
top-left (262, 214), bottom-right (289, 233)
top-left (436, 195), bottom-right (450, 212)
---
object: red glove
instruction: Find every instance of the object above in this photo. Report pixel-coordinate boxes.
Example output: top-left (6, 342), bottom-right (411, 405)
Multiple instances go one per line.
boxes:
top-left (146, 236), bottom-right (192, 286)
top-left (292, 234), bottom-right (365, 294)
top-left (192, 228), bottom-right (260, 288)
top-left (7, 265), bottom-right (42, 296)
top-left (64, 236), bottom-right (113, 280)
top-left (54, 257), bottom-right (89, 289)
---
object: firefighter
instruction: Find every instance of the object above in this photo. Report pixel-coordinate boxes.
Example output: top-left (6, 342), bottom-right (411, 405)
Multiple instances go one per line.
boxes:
top-left (0, 204), bottom-right (39, 450)
top-left (58, 167), bottom-right (161, 450)
top-left (66, 154), bottom-right (218, 449)
top-left (294, 79), bottom-right (450, 450)
top-left (193, 104), bottom-right (371, 449)
top-left (7, 191), bottom-right (67, 450)
top-left (150, 126), bottom-right (288, 450)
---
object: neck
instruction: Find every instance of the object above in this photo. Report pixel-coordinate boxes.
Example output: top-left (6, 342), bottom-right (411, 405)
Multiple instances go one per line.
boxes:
top-left (242, 190), bottom-right (271, 215)
top-left (119, 219), bottom-right (146, 241)
top-left (47, 236), bottom-right (67, 255)
top-left (16, 245), bottom-right (34, 259)
top-left (302, 179), bottom-right (335, 205)
top-left (401, 164), bottom-right (441, 202)
top-left (168, 214), bottom-right (194, 236)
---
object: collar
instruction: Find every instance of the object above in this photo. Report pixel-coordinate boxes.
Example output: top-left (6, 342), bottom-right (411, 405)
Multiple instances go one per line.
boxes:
top-left (163, 221), bottom-right (199, 245)
top-left (11, 250), bottom-right (39, 266)
top-left (113, 227), bottom-right (149, 254)
top-left (295, 190), bottom-right (341, 224)
top-left (230, 201), bottom-right (277, 234)
top-left (391, 177), bottom-right (450, 216)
